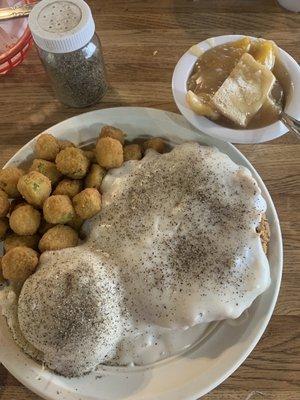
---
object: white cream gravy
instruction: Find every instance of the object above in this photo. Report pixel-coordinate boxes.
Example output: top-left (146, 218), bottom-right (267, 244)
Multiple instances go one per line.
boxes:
top-left (1, 143), bottom-right (270, 377)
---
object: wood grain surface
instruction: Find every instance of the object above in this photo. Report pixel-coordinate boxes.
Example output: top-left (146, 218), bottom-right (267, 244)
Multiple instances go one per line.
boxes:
top-left (0, 0), bottom-right (299, 399)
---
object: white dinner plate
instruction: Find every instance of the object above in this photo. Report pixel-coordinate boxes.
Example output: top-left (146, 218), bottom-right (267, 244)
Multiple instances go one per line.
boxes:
top-left (0, 107), bottom-right (283, 400)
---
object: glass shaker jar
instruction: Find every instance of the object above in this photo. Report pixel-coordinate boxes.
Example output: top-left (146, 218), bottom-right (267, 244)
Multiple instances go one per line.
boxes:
top-left (29, 0), bottom-right (107, 108)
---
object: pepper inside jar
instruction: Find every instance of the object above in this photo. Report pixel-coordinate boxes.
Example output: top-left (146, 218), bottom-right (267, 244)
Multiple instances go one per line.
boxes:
top-left (29, 0), bottom-right (108, 108)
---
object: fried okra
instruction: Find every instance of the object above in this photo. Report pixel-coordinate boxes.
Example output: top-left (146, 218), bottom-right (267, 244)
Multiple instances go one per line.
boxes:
top-left (143, 137), bottom-right (166, 153)
top-left (4, 233), bottom-right (39, 252)
top-left (0, 189), bottom-right (10, 217)
top-left (9, 204), bottom-right (41, 236)
top-left (58, 139), bottom-right (76, 150)
top-left (83, 150), bottom-right (96, 163)
top-left (99, 125), bottom-right (126, 145)
top-left (95, 137), bottom-right (123, 169)
top-left (17, 171), bottom-right (51, 207)
top-left (38, 218), bottom-right (55, 235)
top-left (67, 214), bottom-right (84, 231)
top-left (9, 198), bottom-right (26, 214)
top-left (29, 159), bottom-right (62, 185)
top-left (55, 147), bottom-right (90, 179)
top-left (0, 166), bottom-right (24, 198)
top-left (2, 246), bottom-right (38, 283)
top-left (0, 258), bottom-right (5, 283)
top-left (35, 133), bottom-right (60, 161)
top-left (39, 225), bottom-right (78, 252)
top-left (43, 195), bottom-right (75, 224)
top-left (123, 144), bottom-right (142, 161)
top-left (53, 179), bottom-right (82, 198)
top-left (73, 188), bottom-right (101, 219)
top-left (0, 217), bottom-right (9, 240)
top-left (84, 164), bottom-right (106, 190)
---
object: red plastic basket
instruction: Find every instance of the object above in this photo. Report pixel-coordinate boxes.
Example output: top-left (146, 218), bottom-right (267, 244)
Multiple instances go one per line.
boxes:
top-left (0, 0), bottom-right (35, 74)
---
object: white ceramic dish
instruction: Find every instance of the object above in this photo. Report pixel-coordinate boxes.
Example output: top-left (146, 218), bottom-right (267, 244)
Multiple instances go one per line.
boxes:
top-left (277, 0), bottom-right (300, 12)
top-left (0, 107), bottom-right (283, 400)
top-left (172, 34), bottom-right (300, 143)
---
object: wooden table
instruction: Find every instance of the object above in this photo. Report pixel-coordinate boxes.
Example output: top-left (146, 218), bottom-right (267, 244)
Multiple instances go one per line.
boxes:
top-left (0, 1), bottom-right (299, 399)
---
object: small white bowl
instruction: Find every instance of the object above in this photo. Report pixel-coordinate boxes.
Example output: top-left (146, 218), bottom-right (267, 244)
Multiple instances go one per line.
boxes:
top-left (172, 34), bottom-right (300, 143)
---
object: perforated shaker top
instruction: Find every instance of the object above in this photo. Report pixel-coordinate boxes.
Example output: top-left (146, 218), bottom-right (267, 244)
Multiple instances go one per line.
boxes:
top-left (29, 0), bottom-right (95, 53)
